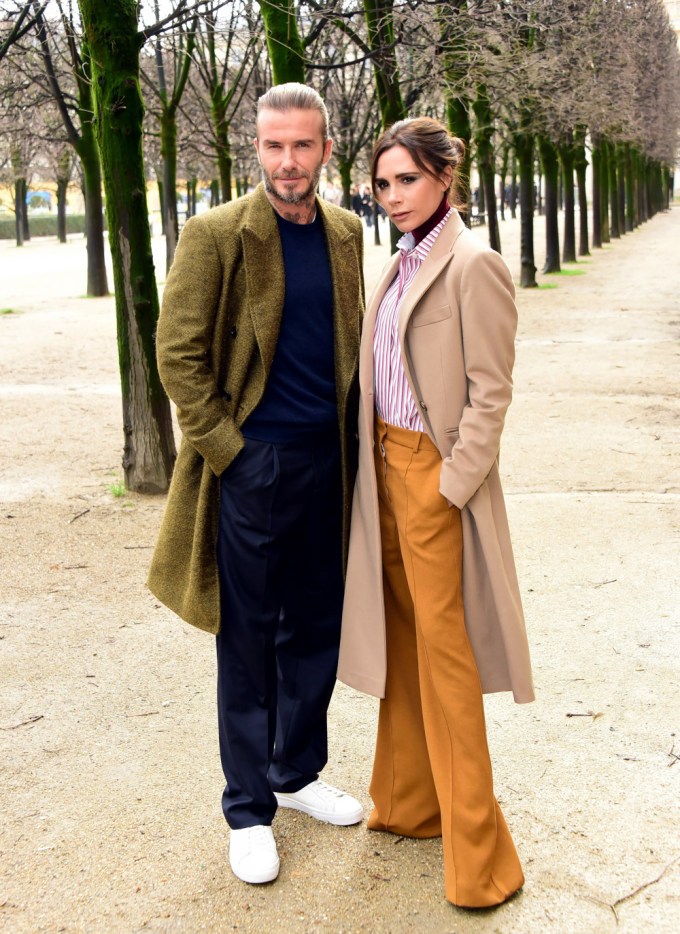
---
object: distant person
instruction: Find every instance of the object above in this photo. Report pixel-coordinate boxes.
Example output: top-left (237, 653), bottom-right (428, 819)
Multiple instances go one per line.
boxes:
top-left (322, 178), bottom-right (342, 205)
top-left (149, 83), bottom-right (365, 888)
top-left (350, 184), bottom-right (363, 217)
top-left (339, 116), bottom-right (534, 908)
top-left (360, 184), bottom-right (373, 227)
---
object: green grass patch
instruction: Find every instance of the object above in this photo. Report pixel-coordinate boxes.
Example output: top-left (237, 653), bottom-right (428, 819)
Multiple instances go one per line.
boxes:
top-left (552, 268), bottom-right (586, 277)
top-left (109, 478), bottom-right (126, 498)
top-left (537, 283), bottom-right (559, 290)
top-left (1, 307), bottom-right (22, 315)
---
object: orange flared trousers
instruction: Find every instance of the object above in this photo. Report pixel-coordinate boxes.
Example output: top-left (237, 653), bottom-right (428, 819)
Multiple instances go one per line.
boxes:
top-left (368, 416), bottom-right (524, 908)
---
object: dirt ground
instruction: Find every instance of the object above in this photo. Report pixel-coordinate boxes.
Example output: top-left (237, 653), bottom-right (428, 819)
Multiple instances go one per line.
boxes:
top-left (1, 205), bottom-right (679, 934)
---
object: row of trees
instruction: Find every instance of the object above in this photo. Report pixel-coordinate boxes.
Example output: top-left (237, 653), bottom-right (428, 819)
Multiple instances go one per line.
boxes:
top-left (1, 0), bottom-right (678, 493)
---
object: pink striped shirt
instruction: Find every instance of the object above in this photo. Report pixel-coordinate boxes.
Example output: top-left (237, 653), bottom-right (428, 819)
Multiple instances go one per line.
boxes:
top-left (373, 209), bottom-right (453, 430)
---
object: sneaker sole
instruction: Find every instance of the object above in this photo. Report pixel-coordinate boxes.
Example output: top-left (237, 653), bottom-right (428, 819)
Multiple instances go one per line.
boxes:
top-left (230, 856), bottom-right (280, 885)
top-left (274, 793), bottom-right (363, 826)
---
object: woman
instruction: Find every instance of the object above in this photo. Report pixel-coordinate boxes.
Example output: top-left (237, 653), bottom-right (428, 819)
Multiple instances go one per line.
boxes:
top-left (338, 118), bottom-right (534, 908)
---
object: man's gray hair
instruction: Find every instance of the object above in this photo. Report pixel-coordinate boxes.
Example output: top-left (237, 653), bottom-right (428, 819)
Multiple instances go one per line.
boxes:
top-left (257, 83), bottom-right (329, 143)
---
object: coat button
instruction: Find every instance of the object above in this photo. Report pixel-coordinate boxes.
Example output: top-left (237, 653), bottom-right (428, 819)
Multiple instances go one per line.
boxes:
top-left (419, 401), bottom-right (428, 412)
top-left (230, 326), bottom-right (238, 338)
top-left (224, 390), bottom-right (232, 401)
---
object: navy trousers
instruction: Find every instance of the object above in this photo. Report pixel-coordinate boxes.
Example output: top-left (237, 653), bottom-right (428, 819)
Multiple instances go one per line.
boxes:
top-left (215, 433), bottom-right (344, 829)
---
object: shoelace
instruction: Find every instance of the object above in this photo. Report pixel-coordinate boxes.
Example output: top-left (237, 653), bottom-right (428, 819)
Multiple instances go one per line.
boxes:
top-left (315, 780), bottom-right (344, 798)
top-left (248, 825), bottom-right (273, 843)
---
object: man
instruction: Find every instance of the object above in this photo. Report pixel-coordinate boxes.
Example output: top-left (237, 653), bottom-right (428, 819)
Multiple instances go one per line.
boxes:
top-left (148, 84), bottom-right (365, 886)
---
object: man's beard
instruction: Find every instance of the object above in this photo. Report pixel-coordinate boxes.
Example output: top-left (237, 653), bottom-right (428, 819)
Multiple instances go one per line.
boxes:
top-left (262, 162), bottom-right (323, 205)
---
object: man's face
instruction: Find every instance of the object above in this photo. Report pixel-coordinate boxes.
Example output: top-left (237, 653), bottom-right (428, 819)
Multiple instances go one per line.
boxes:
top-left (254, 107), bottom-right (332, 206)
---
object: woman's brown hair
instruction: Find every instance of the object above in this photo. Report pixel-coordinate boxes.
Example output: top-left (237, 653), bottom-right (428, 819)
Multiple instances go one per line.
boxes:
top-left (371, 117), bottom-right (466, 210)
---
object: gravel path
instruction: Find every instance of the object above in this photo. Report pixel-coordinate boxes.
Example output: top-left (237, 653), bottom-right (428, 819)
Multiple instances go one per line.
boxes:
top-left (1, 206), bottom-right (679, 933)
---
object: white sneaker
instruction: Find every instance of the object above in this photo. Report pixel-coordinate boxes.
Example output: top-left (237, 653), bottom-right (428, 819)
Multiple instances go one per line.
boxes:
top-left (274, 780), bottom-right (364, 826)
top-left (229, 825), bottom-right (280, 884)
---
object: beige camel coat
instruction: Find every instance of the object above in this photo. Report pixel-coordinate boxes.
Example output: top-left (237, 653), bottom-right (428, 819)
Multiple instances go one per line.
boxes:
top-left (338, 211), bottom-right (534, 703)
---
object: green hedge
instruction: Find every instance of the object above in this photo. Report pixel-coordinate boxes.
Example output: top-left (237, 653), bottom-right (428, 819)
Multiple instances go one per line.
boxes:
top-left (0, 214), bottom-right (107, 239)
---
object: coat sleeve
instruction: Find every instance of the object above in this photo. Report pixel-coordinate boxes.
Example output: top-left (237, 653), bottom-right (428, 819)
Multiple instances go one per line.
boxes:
top-left (156, 216), bottom-right (244, 476)
top-left (438, 249), bottom-right (517, 509)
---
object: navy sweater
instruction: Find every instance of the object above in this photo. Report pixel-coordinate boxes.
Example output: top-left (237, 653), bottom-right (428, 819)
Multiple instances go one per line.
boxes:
top-left (242, 211), bottom-right (338, 442)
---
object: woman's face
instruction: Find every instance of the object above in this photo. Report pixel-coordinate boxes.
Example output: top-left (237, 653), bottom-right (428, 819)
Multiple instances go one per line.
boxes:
top-left (373, 145), bottom-right (450, 232)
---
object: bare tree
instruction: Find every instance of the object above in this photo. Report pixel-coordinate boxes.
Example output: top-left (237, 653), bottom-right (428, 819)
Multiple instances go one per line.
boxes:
top-left (0, 0), bottom-right (46, 62)
top-left (191, 0), bottom-right (262, 203)
top-left (141, 2), bottom-right (198, 270)
top-left (29, 1), bottom-right (109, 293)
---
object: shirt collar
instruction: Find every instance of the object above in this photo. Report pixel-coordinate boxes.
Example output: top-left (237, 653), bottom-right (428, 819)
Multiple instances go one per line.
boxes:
top-left (398, 207), bottom-right (453, 260)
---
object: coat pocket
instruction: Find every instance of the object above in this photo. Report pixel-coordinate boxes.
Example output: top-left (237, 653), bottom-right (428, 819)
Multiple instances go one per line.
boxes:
top-left (411, 303), bottom-right (452, 327)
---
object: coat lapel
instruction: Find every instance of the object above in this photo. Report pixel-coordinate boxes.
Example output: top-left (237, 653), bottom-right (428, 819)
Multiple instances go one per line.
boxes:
top-left (396, 211), bottom-right (466, 346)
top-left (241, 184), bottom-right (286, 375)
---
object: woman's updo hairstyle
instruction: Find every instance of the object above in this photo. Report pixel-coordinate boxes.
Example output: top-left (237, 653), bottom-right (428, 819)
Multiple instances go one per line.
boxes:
top-left (371, 117), bottom-right (466, 210)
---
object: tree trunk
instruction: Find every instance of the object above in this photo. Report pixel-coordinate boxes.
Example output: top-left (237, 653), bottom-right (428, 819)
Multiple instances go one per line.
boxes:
top-left (186, 178), bottom-right (197, 218)
top-left (157, 178), bottom-right (166, 233)
top-left (56, 178), bottom-right (68, 243)
top-left (538, 137), bottom-right (560, 273)
top-left (22, 183), bottom-right (30, 241)
top-left (373, 200), bottom-right (381, 247)
top-left (477, 169), bottom-right (486, 218)
top-left (481, 161), bottom-right (500, 252)
top-left (260, 0), bottom-right (305, 84)
top-left (472, 85), bottom-right (500, 252)
top-left (617, 146), bottom-right (626, 235)
top-left (498, 145), bottom-right (509, 221)
top-left (516, 132), bottom-right (537, 287)
top-left (446, 95), bottom-right (471, 225)
top-left (592, 136), bottom-right (602, 248)
top-left (218, 140), bottom-right (232, 204)
top-left (559, 141), bottom-right (576, 264)
top-left (211, 93), bottom-right (233, 203)
top-left (56, 149), bottom-right (71, 244)
top-left (337, 159), bottom-right (353, 209)
top-left (14, 178), bottom-right (25, 246)
top-left (210, 178), bottom-right (220, 207)
top-left (558, 169), bottom-right (563, 211)
top-left (637, 152), bottom-right (646, 223)
top-left (608, 146), bottom-right (620, 239)
top-left (510, 155), bottom-right (517, 219)
top-left (79, 0), bottom-right (176, 493)
top-left (624, 145), bottom-right (635, 231)
top-left (80, 136), bottom-right (109, 295)
top-left (161, 110), bottom-right (178, 271)
top-left (600, 139), bottom-right (610, 243)
top-left (574, 135), bottom-right (589, 256)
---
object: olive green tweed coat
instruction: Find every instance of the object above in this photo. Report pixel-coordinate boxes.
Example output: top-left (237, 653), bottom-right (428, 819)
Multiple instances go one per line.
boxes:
top-left (148, 183), bottom-right (365, 633)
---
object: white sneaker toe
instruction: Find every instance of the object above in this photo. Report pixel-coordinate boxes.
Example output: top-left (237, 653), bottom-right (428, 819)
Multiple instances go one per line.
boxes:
top-left (229, 825), bottom-right (280, 884)
top-left (274, 779), bottom-right (364, 826)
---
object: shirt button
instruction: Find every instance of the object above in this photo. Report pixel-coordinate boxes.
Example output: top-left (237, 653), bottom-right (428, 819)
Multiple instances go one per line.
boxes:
top-left (419, 401), bottom-right (428, 412)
